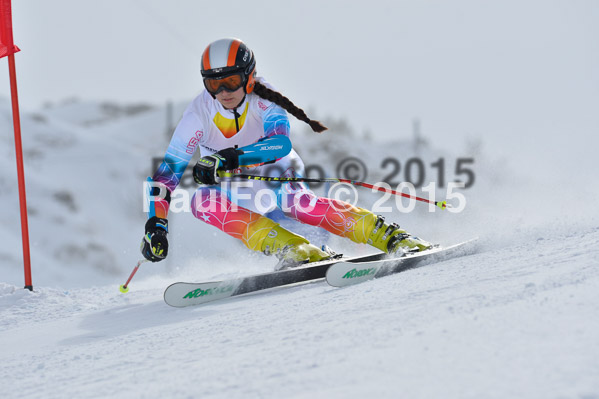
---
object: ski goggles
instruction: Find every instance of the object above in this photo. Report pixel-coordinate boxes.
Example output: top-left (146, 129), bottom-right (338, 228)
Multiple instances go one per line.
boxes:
top-left (203, 73), bottom-right (245, 95)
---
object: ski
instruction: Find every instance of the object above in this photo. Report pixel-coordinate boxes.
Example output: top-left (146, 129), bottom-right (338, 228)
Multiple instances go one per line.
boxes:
top-left (163, 239), bottom-right (478, 307)
top-left (164, 252), bottom-right (387, 307)
top-left (325, 238), bottom-right (478, 287)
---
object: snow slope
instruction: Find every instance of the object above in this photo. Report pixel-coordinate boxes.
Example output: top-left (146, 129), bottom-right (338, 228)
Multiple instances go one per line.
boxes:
top-left (1, 97), bottom-right (599, 398)
top-left (1, 228), bottom-right (598, 398)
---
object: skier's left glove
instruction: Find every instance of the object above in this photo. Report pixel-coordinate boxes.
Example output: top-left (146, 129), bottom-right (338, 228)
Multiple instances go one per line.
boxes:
top-left (193, 147), bottom-right (242, 185)
top-left (140, 216), bottom-right (169, 262)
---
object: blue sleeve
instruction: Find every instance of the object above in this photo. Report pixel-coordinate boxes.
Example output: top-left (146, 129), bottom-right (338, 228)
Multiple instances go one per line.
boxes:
top-left (262, 104), bottom-right (290, 138)
top-left (238, 135), bottom-right (292, 166)
top-left (152, 112), bottom-right (203, 192)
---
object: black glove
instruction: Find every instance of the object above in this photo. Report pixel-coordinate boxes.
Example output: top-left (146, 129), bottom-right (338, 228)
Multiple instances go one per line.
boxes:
top-left (140, 216), bottom-right (169, 262)
top-left (193, 147), bottom-right (242, 185)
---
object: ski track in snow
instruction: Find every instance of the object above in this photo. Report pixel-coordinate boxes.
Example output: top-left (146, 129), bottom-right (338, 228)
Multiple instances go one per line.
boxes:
top-left (1, 228), bottom-right (599, 399)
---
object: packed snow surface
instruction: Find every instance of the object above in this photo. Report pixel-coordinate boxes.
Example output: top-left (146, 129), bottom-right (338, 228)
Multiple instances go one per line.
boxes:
top-left (1, 229), bottom-right (598, 398)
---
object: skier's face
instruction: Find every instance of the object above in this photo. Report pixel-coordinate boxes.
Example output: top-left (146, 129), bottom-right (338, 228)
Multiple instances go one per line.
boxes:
top-left (215, 87), bottom-right (245, 109)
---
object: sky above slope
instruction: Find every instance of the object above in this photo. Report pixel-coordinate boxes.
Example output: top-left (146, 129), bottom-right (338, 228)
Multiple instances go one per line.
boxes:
top-left (1, 0), bottom-right (598, 152)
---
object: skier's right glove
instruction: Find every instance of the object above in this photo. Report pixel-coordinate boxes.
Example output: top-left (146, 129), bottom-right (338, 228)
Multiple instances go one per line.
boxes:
top-left (140, 216), bottom-right (169, 262)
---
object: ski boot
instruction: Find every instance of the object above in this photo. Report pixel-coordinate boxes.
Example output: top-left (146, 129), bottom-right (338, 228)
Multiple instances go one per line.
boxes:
top-left (367, 216), bottom-right (433, 256)
top-left (262, 225), bottom-right (334, 270)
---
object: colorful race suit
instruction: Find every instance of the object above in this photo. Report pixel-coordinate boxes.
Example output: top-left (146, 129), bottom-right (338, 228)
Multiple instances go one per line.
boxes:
top-left (148, 78), bottom-right (377, 251)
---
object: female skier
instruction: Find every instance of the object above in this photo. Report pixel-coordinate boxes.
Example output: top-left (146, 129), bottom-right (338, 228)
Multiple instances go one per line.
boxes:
top-left (141, 38), bottom-right (431, 269)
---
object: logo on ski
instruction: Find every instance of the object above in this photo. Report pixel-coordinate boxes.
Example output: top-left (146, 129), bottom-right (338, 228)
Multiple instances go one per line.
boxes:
top-left (342, 268), bottom-right (376, 279)
top-left (183, 284), bottom-right (235, 299)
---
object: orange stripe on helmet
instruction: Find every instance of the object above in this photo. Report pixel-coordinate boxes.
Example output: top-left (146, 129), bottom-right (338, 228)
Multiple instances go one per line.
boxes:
top-left (227, 39), bottom-right (242, 67)
top-left (202, 46), bottom-right (211, 70)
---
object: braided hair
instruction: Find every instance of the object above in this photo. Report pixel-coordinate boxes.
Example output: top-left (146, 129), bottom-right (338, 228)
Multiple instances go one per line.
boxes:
top-left (252, 81), bottom-right (327, 133)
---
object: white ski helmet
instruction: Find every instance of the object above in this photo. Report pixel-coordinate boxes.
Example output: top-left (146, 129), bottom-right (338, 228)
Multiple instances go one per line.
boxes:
top-left (201, 38), bottom-right (256, 97)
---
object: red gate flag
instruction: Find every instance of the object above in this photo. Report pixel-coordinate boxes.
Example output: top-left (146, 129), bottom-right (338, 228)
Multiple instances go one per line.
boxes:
top-left (0, 0), bottom-right (20, 58)
top-left (1, 0), bottom-right (31, 290)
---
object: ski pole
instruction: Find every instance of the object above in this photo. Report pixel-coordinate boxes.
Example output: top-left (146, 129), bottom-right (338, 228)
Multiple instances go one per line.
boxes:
top-left (220, 174), bottom-right (448, 209)
top-left (119, 259), bottom-right (149, 293)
